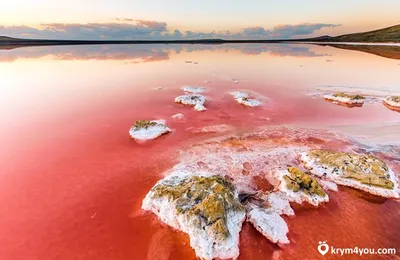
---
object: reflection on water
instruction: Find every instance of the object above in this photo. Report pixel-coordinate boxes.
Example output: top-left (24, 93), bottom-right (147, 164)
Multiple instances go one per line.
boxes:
top-left (325, 44), bottom-right (400, 60)
top-left (0, 43), bottom-right (399, 260)
top-left (0, 43), bottom-right (331, 63)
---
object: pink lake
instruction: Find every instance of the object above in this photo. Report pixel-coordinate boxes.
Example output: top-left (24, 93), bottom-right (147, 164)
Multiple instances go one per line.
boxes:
top-left (0, 43), bottom-right (399, 260)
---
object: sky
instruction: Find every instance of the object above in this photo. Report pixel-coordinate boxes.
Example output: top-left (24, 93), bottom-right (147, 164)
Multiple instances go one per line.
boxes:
top-left (1, 0), bottom-right (399, 40)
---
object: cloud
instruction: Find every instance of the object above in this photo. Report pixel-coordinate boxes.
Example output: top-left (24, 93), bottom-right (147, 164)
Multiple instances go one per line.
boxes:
top-left (269, 23), bottom-right (340, 38)
top-left (0, 21), bottom-right (340, 40)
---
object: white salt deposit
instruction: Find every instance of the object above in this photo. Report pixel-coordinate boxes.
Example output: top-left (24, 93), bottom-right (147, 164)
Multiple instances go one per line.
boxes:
top-left (129, 120), bottom-right (171, 141)
top-left (142, 171), bottom-right (246, 260)
top-left (246, 203), bottom-right (290, 245)
top-left (229, 91), bottom-right (261, 107)
top-left (277, 169), bottom-right (329, 207)
top-left (142, 127), bottom-right (399, 258)
top-left (182, 86), bottom-right (206, 93)
top-left (323, 94), bottom-right (365, 104)
top-left (171, 113), bottom-right (185, 121)
top-left (383, 96), bottom-right (400, 107)
top-left (300, 152), bottom-right (399, 199)
top-left (318, 179), bottom-right (338, 192)
top-left (175, 94), bottom-right (207, 111)
top-left (263, 192), bottom-right (295, 216)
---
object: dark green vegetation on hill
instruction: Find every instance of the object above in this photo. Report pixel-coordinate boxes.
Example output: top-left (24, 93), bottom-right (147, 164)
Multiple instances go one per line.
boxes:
top-left (313, 24), bottom-right (400, 43)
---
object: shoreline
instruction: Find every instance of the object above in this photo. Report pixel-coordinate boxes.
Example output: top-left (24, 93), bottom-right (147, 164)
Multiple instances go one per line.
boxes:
top-left (1, 39), bottom-right (400, 48)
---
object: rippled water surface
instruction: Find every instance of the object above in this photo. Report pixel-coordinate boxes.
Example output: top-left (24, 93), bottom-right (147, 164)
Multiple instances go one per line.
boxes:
top-left (0, 43), bottom-right (399, 260)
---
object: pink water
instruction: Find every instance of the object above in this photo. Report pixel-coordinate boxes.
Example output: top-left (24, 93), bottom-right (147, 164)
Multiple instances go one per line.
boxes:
top-left (0, 44), bottom-right (399, 260)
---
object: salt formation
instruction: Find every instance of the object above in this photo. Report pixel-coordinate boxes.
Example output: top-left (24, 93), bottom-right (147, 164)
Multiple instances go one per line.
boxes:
top-left (229, 91), bottom-right (261, 107)
top-left (175, 94), bottom-right (207, 111)
top-left (278, 167), bottom-right (329, 206)
top-left (323, 92), bottom-right (365, 105)
top-left (300, 150), bottom-right (399, 198)
top-left (182, 85), bottom-right (206, 94)
top-left (171, 113), bottom-right (185, 121)
top-left (129, 120), bottom-right (171, 141)
top-left (246, 204), bottom-right (290, 244)
top-left (383, 96), bottom-right (400, 108)
top-left (142, 173), bottom-right (246, 260)
top-left (142, 127), bottom-right (399, 259)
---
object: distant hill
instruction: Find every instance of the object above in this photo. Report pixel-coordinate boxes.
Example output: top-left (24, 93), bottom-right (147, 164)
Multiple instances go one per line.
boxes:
top-left (310, 24), bottom-right (400, 43)
top-left (1, 24), bottom-right (400, 46)
top-left (0, 36), bottom-right (21, 42)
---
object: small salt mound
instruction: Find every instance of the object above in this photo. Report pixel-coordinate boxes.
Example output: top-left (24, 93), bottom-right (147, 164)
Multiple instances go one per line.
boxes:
top-left (323, 92), bottom-right (365, 105)
top-left (246, 204), bottom-right (290, 245)
top-left (171, 113), bottom-right (185, 121)
top-left (129, 120), bottom-right (171, 141)
top-left (383, 96), bottom-right (400, 107)
top-left (182, 86), bottom-right (206, 94)
top-left (278, 167), bottom-right (329, 207)
top-left (229, 91), bottom-right (261, 107)
top-left (300, 150), bottom-right (399, 199)
top-left (175, 94), bottom-right (207, 111)
top-left (142, 172), bottom-right (246, 260)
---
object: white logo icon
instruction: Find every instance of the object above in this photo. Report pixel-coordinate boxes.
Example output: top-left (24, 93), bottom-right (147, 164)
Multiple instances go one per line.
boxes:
top-left (318, 241), bottom-right (329, 256)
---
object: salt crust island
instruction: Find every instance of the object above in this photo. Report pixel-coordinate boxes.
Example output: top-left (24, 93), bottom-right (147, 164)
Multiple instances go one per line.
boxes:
top-left (142, 128), bottom-right (399, 259)
top-left (229, 91), bottom-right (262, 107)
top-left (383, 96), bottom-right (400, 108)
top-left (175, 85), bottom-right (208, 111)
top-left (301, 150), bottom-right (399, 199)
top-left (128, 120), bottom-right (171, 141)
top-left (175, 94), bottom-right (207, 111)
top-left (323, 92), bottom-right (366, 105)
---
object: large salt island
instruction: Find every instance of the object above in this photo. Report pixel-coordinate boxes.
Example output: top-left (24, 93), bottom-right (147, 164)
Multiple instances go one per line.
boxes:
top-left (142, 173), bottom-right (246, 260)
top-left (300, 150), bottom-right (399, 198)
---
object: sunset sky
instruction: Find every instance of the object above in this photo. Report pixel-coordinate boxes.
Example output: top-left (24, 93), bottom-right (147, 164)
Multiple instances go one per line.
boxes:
top-left (1, 0), bottom-right (399, 40)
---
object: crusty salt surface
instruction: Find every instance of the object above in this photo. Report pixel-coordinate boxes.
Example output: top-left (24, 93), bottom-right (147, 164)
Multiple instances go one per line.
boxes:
top-left (142, 171), bottom-right (246, 260)
top-left (175, 94), bottom-right (207, 111)
top-left (277, 168), bottom-right (329, 207)
top-left (383, 96), bottom-right (400, 107)
top-left (229, 91), bottom-right (261, 107)
top-left (318, 179), bottom-right (338, 192)
top-left (182, 86), bottom-right (206, 94)
top-left (142, 127), bottom-right (399, 258)
top-left (323, 93), bottom-right (365, 104)
top-left (300, 151), bottom-right (399, 198)
top-left (129, 120), bottom-right (171, 141)
top-left (246, 203), bottom-right (290, 244)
